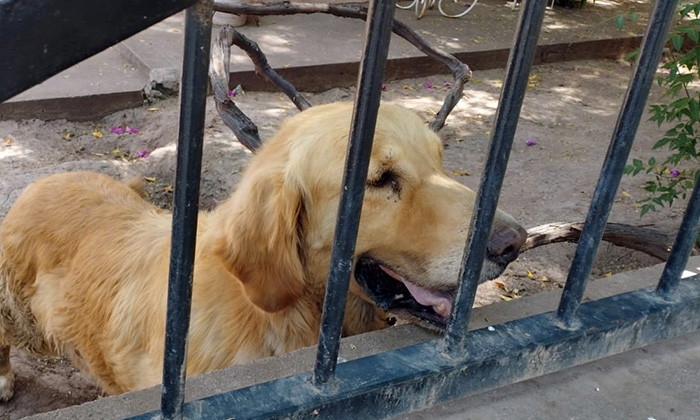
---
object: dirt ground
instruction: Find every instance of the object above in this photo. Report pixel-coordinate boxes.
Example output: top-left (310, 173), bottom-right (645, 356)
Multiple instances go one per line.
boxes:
top-left (0, 58), bottom-right (691, 419)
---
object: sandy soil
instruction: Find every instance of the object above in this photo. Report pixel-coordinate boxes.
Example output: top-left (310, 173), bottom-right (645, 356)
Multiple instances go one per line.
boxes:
top-left (0, 59), bottom-right (691, 419)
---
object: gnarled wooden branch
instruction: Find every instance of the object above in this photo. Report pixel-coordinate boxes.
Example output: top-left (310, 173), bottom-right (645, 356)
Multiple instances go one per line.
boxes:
top-left (523, 222), bottom-right (699, 261)
top-left (210, 26), bottom-right (263, 151)
top-left (211, 0), bottom-right (470, 137)
top-left (231, 29), bottom-right (312, 112)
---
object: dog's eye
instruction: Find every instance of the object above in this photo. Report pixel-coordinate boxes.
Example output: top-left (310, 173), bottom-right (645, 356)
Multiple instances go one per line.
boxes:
top-left (367, 170), bottom-right (400, 193)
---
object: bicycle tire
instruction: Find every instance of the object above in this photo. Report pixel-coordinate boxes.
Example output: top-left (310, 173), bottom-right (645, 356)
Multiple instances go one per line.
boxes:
top-left (416, 0), bottom-right (429, 18)
top-left (438, 0), bottom-right (478, 18)
top-left (396, 0), bottom-right (417, 10)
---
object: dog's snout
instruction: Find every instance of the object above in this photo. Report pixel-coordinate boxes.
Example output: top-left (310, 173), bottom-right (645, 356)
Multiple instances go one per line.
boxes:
top-left (486, 224), bottom-right (527, 264)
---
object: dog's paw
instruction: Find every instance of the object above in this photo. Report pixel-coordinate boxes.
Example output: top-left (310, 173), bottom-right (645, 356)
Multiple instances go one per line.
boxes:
top-left (0, 370), bottom-right (15, 402)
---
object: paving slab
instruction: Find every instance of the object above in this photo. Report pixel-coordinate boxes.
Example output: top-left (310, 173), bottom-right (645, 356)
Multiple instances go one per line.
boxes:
top-left (26, 256), bottom-right (700, 420)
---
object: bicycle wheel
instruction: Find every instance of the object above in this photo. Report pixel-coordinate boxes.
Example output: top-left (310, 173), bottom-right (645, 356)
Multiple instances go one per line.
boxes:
top-left (415, 0), bottom-right (429, 18)
top-left (396, 0), bottom-right (417, 10)
top-left (438, 0), bottom-right (478, 18)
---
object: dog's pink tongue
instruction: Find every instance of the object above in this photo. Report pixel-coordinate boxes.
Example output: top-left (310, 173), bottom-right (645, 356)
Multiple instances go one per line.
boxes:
top-left (379, 265), bottom-right (452, 318)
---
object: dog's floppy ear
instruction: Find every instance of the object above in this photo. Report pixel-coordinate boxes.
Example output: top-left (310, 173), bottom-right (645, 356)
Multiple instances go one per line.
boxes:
top-left (214, 154), bottom-right (306, 313)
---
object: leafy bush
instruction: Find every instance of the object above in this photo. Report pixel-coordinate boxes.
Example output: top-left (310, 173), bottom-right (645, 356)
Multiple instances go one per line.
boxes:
top-left (623, 1), bottom-right (700, 217)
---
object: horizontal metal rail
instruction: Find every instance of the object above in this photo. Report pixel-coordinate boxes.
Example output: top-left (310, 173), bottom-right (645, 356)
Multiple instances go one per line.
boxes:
top-left (126, 274), bottom-right (700, 420)
top-left (0, 0), bottom-right (197, 103)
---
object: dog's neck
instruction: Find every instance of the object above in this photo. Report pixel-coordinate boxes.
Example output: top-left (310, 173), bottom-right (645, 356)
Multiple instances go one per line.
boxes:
top-left (193, 205), bottom-right (387, 364)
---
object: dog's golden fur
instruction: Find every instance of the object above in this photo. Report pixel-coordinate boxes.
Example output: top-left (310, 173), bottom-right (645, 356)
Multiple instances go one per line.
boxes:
top-left (0, 102), bottom-right (524, 398)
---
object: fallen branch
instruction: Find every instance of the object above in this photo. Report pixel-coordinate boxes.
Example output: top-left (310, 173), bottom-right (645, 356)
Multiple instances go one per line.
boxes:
top-left (230, 29), bottom-right (312, 112)
top-left (210, 26), bottom-right (263, 151)
top-left (212, 0), bottom-right (470, 134)
top-left (523, 222), bottom-right (699, 261)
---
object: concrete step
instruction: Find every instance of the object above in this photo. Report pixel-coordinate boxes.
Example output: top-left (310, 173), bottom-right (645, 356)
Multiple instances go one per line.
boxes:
top-left (0, 47), bottom-right (147, 121)
top-left (0, 0), bottom-right (651, 121)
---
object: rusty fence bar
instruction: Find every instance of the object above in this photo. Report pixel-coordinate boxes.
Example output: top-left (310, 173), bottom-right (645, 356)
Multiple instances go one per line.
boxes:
top-left (557, 0), bottom-right (679, 324)
top-left (159, 2), bottom-right (214, 419)
top-left (657, 178), bottom-right (700, 298)
top-left (443, 0), bottom-right (547, 356)
top-left (312, 0), bottom-right (397, 386)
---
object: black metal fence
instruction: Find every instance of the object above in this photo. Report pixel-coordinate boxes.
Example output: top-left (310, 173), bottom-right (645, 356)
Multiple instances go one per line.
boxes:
top-left (2, 0), bottom-right (700, 419)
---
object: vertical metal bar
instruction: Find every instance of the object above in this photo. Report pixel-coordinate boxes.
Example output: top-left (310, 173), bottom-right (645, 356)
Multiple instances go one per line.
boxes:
top-left (657, 177), bottom-right (700, 298)
top-left (312, 0), bottom-right (396, 386)
top-left (160, 1), bottom-right (213, 419)
top-left (557, 0), bottom-right (679, 324)
top-left (443, 0), bottom-right (547, 357)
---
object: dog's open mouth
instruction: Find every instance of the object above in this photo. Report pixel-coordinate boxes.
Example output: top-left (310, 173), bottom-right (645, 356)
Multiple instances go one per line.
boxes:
top-left (354, 256), bottom-right (454, 329)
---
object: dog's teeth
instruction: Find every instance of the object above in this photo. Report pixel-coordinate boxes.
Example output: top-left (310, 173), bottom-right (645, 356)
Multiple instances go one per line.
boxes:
top-left (435, 303), bottom-right (446, 313)
top-left (395, 294), bottom-right (404, 299)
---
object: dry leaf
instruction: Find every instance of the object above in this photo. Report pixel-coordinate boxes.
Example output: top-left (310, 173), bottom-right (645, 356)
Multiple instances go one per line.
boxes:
top-left (148, 107), bottom-right (159, 112)
top-left (143, 177), bottom-right (157, 183)
top-left (526, 270), bottom-right (534, 279)
top-left (4, 138), bottom-right (13, 146)
top-left (494, 281), bottom-right (506, 290)
top-left (500, 295), bottom-right (513, 301)
top-left (452, 169), bottom-right (470, 177)
top-left (92, 131), bottom-right (103, 138)
top-left (163, 184), bottom-right (174, 192)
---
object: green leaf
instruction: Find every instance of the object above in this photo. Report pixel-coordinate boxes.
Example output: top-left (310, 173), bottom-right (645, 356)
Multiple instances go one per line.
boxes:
top-left (653, 138), bottom-right (672, 149)
top-left (615, 15), bottom-right (625, 31)
top-left (672, 34), bottom-right (684, 52)
top-left (690, 99), bottom-right (700, 121)
top-left (648, 156), bottom-right (657, 166)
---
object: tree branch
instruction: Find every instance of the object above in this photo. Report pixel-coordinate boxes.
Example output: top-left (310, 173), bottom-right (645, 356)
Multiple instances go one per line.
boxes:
top-left (212, 0), bottom-right (470, 132)
top-left (522, 222), bottom-right (699, 261)
top-left (210, 26), bottom-right (263, 152)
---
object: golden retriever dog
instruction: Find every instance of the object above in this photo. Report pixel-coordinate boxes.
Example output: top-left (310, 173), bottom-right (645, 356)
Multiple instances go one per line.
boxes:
top-left (0, 102), bottom-right (526, 399)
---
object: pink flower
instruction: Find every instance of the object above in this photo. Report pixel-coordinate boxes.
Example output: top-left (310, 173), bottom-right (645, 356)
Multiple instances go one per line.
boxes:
top-left (526, 138), bottom-right (537, 146)
top-left (669, 168), bottom-right (681, 178)
top-left (443, 81), bottom-right (453, 87)
top-left (381, 84), bottom-right (387, 91)
top-left (126, 127), bottom-right (139, 135)
top-left (424, 81), bottom-right (434, 89)
top-left (228, 89), bottom-right (237, 97)
top-left (137, 150), bottom-right (150, 158)
top-left (111, 126), bottom-right (125, 134)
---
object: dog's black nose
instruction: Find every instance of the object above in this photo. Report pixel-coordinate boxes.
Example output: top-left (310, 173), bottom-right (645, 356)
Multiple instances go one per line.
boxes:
top-left (486, 224), bottom-right (527, 265)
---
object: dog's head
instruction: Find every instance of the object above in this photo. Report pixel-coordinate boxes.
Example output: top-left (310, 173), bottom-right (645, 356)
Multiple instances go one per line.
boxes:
top-left (215, 102), bottom-right (526, 330)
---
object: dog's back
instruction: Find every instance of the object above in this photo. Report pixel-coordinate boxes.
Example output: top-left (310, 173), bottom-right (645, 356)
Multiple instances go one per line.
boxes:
top-left (0, 172), bottom-right (172, 392)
